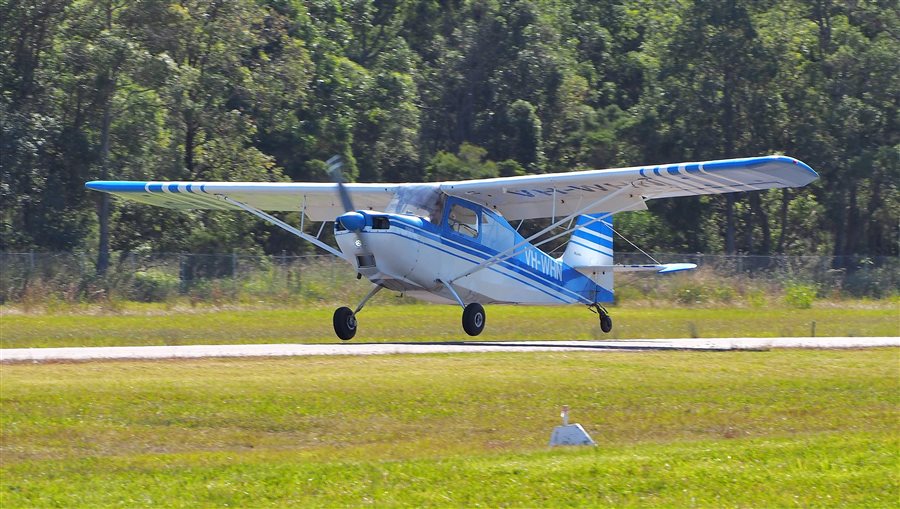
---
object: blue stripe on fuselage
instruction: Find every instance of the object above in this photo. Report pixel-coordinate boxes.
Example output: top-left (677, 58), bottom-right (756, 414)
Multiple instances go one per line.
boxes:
top-left (385, 217), bottom-right (611, 303)
top-left (376, 229), bottom-right (574, 303)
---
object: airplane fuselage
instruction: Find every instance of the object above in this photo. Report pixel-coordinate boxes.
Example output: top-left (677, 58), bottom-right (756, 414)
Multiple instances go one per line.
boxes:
top-left (335, 197), bottom-right (612, 306)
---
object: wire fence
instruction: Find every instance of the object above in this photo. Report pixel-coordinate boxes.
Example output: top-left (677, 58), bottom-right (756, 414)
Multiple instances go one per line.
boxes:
top-left (1, 251), bottom-right (897, 304)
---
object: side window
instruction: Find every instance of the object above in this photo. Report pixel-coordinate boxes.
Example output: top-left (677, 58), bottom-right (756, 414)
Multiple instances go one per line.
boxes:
top-left (448, 203), bottom-right (479, 238)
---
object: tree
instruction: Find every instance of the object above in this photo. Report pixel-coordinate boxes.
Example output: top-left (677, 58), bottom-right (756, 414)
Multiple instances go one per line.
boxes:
top-left (633, 0), bottom-right (780, 254)
top-left (425, 143), bottom-right (498, 181)
top-left (1, 0), bottom-right (896, 262)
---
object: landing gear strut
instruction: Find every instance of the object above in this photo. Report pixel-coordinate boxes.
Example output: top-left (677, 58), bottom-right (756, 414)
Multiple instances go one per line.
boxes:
top-left (333, 285), bottom-right (383, 341)
top-left (439, 279), bottom-right (487, 337)
top-left (589, 303), bottom-right (613, 333)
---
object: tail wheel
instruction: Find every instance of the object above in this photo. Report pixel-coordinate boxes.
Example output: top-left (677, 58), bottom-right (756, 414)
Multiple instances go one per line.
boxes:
top-left (333, 306), bottom-right (357, 341)
top-left (589, 303), bottom-right (613, 333)
top-left (600, 313), bottom-right (612, 333)
top-left (462, 303), bottom-right (486, 336)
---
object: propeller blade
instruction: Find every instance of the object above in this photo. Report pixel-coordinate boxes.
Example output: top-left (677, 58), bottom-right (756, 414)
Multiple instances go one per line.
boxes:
top-left (327, 155), bottom-right (355, 213)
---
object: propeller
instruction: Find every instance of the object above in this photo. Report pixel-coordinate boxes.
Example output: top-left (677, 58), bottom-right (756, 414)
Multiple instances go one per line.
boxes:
top-left (328, 155), bottom-right (355, 213)
top-left (328, 155), bottom-right (366, 232)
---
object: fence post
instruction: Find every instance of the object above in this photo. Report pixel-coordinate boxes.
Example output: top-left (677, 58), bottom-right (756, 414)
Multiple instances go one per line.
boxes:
top-left (281, 250), bottom-right (287, 294)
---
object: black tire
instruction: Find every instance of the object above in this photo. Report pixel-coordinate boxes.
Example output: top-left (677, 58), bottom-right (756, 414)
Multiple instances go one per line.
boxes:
top-left (600, 313), bottom-right (612, 333)
top-left (462, 303), bottom-right (486, 336)
top-left (333, 306), bottom-right (357, 341)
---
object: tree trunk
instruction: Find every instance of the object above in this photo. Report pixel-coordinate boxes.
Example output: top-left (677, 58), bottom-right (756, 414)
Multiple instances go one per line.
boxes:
top-left (776, 189), bottom-right (790, 253)
top-left (184, 112), bottom-right (196, 174)
top-left (831, 190), bottom-right (846, 267)
top-left (95, 75), bottom-right (114, 276)
top-left (749, 192), bottom-right (770, 254)
top-left (722, 68), bottom-right (737, 255)
top-left (725, 193), bottom-right (736, 254)
top-left (845, 183), bottom-right (860, 257)
top-left (95, 0), bottom-right (117, 276)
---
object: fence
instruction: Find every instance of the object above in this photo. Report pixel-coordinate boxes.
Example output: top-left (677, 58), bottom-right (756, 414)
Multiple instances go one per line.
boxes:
top-left (1, 251), bottom-right (897, 304)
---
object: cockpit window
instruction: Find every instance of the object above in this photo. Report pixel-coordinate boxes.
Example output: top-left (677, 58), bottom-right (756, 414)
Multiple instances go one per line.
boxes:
top-left (448, 203), bottom-right (479, 238)
top-left (385, 185), bottom-right (445, 224)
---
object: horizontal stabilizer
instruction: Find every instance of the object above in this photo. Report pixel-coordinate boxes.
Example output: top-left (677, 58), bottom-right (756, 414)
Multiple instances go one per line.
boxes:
top-left (576, 263), bottom-right (697, 275)
top-left (614, 263), bottom-right (697, 274)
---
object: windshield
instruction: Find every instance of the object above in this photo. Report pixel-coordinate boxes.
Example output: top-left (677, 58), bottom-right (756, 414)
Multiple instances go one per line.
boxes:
top-left (386, 185), bottom-right (445, 224)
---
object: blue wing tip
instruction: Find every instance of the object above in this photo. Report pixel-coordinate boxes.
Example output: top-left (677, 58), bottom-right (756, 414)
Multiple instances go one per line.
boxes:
top-left (85, 181), bottom-right (148, 192)
top-left (707, 155), bottom-right (818, 183)
top-left (782, 156), bottom-right (819, 180)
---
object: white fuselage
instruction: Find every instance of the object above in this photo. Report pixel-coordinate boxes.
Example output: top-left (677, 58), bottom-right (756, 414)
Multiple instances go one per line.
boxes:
top-left (334, 197), bottom-right (611, 306)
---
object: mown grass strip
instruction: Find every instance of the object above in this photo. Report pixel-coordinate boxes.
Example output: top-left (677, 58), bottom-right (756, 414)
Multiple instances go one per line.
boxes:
top-left (3, 433), bottom-right (896, 508)
top-left (1, 304), bottom-right (897, 348)
top-left (1, 349), bottom-right (897, 506)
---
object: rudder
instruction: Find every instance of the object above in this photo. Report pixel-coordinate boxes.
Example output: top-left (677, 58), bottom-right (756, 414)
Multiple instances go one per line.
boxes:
top-left (562, 213), bottom-right (614, 292)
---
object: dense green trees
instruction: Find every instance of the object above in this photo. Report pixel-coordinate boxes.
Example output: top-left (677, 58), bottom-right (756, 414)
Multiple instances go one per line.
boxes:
top-left (1, 0), bottom-right (897, 262)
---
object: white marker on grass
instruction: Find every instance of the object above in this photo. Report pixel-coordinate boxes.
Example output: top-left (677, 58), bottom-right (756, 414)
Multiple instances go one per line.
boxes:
top-left (549, 405), bottom-right (596, 447)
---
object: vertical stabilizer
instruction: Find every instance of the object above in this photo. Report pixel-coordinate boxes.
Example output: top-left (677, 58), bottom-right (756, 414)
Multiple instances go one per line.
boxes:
top-left (562, 213), bottom-right (614, 292)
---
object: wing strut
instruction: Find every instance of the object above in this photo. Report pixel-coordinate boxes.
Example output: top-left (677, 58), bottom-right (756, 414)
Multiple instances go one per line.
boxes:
top-left (448, 185), bottom-right (642, 283)
top-left (217, 195), bottom-right (348, 261)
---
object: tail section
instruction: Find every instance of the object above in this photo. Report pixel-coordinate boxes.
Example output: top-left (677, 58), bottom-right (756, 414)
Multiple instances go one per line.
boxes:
top-left (562, 213), bottom-right (614, 292)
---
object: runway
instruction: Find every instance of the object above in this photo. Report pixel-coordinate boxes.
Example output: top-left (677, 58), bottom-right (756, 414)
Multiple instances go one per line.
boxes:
top-left (1, 337), bottom-right (896, 362)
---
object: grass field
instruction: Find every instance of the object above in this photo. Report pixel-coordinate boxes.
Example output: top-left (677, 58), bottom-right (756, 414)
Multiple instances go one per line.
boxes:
top-left (1, 301), bottom-right (897, 348)
top-left (1, 349), bottom-right (898, 507)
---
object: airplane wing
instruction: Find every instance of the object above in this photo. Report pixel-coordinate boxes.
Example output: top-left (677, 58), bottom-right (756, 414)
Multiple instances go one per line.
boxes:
top-left (86, 155), bottom-right (817, 222)
top-left (439, 155), bottom-right (817, 220)
top-left (83, 181), bottom-right (398, 221)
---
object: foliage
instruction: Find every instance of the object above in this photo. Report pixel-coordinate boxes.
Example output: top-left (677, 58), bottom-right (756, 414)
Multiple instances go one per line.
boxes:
top-left (785, 282), bottom-right (818, 309)
top-left (130, 270), bottom-right (179, 302)
top-left (1, 0), bottom-right (897, 262)
top-left (425, 143), bottom-right (499, 181)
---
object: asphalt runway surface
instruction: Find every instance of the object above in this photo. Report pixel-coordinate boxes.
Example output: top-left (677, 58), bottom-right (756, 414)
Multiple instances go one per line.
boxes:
top-left (1, 337), bottom-right (896, 362)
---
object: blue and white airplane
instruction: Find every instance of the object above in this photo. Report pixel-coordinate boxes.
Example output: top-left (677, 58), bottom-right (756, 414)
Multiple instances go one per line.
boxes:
top-left (87, 155), bottom-right (817, 340)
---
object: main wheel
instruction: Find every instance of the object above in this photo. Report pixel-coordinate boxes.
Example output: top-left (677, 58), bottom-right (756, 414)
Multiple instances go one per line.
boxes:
top-left (462, 303), bottom-right (486, 336)
top-left (333, 306), bottom-right (357, 341)
top-left (600, 313), bottom-right (612, 333)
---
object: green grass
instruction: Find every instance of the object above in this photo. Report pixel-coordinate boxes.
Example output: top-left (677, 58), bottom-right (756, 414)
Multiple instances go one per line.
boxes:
top-left (2, 349), bottom-right (898, 507)
top-left (1, 303), bottom-right (897, 348)
top-left (4, 435), bottom-right (895, 507)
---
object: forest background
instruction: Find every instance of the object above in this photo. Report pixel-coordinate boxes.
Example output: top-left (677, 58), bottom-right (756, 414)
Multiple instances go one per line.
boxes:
top-left (2, 0), bottom-right (897, 275)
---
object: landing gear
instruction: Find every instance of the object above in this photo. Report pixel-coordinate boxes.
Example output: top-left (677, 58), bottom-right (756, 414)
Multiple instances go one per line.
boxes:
top-left (462, 303), bottom-right (486, 336)
top-left (600, 312), bottom-right (612, 333)
top-left (333, 284), bottom-right (383, 341)
top-left (439, 279), bottom-right (487, 337)
top-left (333, 307), bottom-right (357, 341)
top-left (589, 303), bottom-right (613, 333)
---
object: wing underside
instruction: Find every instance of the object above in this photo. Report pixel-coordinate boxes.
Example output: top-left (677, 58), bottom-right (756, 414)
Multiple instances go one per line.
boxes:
top-left (84, 181), bottom-right (398, 221)
top-left (86, 155), bottom-right (817, 222)
top-left (440, 155), bottom-right (818, 220)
